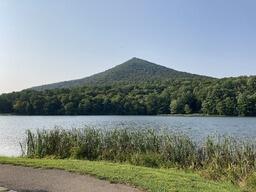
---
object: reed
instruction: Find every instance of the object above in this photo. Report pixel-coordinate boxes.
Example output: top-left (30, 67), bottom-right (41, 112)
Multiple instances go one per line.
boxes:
top-left (22, 127), bottom-right (256, 183)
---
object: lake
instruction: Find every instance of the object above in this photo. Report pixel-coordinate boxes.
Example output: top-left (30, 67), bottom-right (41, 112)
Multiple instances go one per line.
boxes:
top-left (0, 115), bottom-right (255, 156)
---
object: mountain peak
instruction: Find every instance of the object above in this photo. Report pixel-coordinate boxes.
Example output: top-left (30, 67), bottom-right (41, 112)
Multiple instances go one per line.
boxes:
top-left (119, 57), bottom-right (163, 70)
top-left (127, 57), bottom-right (145, 62)
top-left (129, 57), bottom-right (140, 60)
top-left (123, 57), bottom-right (152, 65)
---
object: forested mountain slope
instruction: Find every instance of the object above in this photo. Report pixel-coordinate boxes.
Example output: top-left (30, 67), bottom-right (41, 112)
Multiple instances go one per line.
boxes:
top-left (0, 76), bottom-right (255, 116)
top-left (0, 58), bottom-right (255, 116)
top-left (31, 57), bottom-right (211, 91)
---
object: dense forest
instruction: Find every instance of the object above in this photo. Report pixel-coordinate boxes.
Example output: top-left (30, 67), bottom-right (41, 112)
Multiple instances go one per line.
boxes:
top-left (0, 76), bottom-right (255, 116)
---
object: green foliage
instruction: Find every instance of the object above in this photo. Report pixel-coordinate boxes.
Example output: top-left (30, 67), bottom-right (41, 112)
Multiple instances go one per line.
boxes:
top-left (130, 152), bottom-right (163, 168)
top-left (184, 104), bottom-right (192, 114)
top-left (0, 76), bottom-right (255, 116)
top-left (243, 173), bottom-right (256, 192)
top-left (23, 127), bottom-right (256, 183)
top-left (0, 58), bottom-right (255, 116)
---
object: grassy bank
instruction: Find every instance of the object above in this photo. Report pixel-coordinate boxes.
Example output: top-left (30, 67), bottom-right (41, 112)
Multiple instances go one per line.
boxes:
top-left (0, 156), bottom-right (240, 192)
top-left (23, 127), bottom-right (256, 184)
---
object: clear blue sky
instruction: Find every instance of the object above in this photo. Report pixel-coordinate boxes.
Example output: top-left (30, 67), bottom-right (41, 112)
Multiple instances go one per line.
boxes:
top-left (0, 0), bottom-right (256, 93)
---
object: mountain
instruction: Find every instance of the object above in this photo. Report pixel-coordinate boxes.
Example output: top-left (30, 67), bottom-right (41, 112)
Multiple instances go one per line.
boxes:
top-left (31, 57), bottom-right (211, 91)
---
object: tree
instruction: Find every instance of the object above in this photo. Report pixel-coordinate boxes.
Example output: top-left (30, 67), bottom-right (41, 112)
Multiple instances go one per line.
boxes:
top-left (237, 93), bottom-right (247, 116)
top-left (13, 100), bottom-right (28, 114)
top-left (170, 99), bottom-right (184, 114)
top-left (184, 104), bottom-right (192, 114)
top-left (79, 99), bottom-right (91, 115)
top-left (44, 97), bottom-right (63, 115)
top-left (65, 102), bottom-right (77, 115)
top-left (145, 93), bottom-right (159, 115)
top-left (0, 97), bottom-right (12, 113)
top-left (247, 77), bottom-right (256, 91)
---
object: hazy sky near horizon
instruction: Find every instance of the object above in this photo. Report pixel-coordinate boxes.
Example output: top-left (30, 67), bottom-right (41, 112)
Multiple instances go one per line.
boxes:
top-left (0, 0), bottom-right (256, 93)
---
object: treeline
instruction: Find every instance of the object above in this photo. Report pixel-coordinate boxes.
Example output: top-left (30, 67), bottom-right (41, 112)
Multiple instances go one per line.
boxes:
top-left (0, 76), bottom-right (255, 116)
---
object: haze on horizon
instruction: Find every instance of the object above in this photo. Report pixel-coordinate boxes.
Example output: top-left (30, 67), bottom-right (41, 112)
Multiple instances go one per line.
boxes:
top-left (0, 0), bottom-right (256, 93)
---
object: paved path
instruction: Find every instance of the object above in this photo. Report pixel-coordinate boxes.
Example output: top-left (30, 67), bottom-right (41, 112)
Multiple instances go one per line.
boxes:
top-left (0, 164), bottom-right (142, 192)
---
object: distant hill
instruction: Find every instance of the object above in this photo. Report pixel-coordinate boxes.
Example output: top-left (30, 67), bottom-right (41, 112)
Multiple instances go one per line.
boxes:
top-left (31, 57), bottom-right (211, 91)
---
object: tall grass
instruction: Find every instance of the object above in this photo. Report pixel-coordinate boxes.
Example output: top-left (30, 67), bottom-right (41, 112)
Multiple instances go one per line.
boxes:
top-left (23, 127), bottom-right (256, 183)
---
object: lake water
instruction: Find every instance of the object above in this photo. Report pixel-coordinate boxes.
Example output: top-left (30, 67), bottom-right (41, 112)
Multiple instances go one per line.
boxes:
top-left (0, 115), bottom-right (255, 157)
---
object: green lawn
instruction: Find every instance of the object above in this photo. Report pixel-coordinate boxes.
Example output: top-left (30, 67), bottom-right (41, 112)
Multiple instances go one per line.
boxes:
top-left (0, 157), bottom-right (240, 192)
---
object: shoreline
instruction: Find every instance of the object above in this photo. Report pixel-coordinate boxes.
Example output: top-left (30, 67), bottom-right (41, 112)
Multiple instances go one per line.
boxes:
top-left (0, 113), bottom-right (255, 117)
